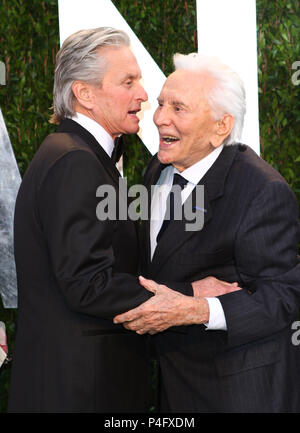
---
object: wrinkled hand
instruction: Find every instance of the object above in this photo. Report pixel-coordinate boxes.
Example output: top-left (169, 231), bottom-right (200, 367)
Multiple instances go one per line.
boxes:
top-left (0, 322), bottom-right (8, 354)
top-left (192, 276), bottom-right (241, 297)
top-left (113, 276), bottom-right (209, 335)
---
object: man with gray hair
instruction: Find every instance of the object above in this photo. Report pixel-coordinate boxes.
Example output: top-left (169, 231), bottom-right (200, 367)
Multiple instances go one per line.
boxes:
top-left (115, 53), bottom-right (300, 412)
top-left (8, 27), bottom-right (154, 413)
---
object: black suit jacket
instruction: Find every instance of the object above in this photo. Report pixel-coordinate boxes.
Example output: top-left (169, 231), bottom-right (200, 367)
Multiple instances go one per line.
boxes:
top-left (8, 119), bottom-right (154, 413)
top-left (141, 144), bottom-right (300, 413)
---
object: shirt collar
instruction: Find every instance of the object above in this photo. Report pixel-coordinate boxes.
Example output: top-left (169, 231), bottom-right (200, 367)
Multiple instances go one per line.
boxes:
top-left (70, 112), bottom-right (115, 158)
top-left (172, 145), bottom-right (224, 184)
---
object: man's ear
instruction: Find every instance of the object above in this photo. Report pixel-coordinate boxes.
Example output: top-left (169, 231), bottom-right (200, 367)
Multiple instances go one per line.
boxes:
top-left (72, 81), bottom-right (94, 110)
top-left (211, 114), bottom-right (235, 148)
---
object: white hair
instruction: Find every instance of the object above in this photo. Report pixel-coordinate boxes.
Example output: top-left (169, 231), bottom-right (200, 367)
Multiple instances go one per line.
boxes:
top-left (50, 27), bottom-right (130, 124)
top-left (173, 53), bottom-right (246, 145)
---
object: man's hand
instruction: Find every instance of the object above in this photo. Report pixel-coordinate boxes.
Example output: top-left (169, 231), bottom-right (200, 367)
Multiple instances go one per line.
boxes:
top-left (113, 276), bottom-right (210, 335)
top-left (192, 276), bottom-right (241, 297)
top-left (0, 322), bottom-right (8, 355)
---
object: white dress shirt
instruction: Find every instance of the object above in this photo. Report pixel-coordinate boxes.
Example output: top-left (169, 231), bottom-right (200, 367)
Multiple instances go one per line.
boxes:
top-left (70, 112), bottom-right (115, 158)
top-left (150, 145), bottom-right (227, 330)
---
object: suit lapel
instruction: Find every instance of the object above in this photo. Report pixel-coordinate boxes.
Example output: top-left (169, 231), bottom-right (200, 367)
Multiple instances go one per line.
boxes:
top-left (149, 145), bottom-right (239, 278)
top-left (141, 158), bottom-right (167, 273)
top-left (56, 118), bottom-right (121, 187)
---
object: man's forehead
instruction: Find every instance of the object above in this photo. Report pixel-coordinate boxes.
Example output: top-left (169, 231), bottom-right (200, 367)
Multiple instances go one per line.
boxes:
top-left (98, 45), bottom-right (142, 80)
top-left (161, 69), bottom-right (216, 95)
top-left (100, 46), bottom-right (139, 68)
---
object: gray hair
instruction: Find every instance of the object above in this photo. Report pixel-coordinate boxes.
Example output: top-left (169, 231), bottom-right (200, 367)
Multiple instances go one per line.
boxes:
top-left (173, 53), bottom-right (246, 145)
top-left (50, 27), bottom-right (130, 124)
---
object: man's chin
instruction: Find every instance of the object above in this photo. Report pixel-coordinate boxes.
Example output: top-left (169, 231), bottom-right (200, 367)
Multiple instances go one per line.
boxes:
top-left (158, 150), bottom-right (173, 165)
top-left (123, 123), bottom-right (140, 135)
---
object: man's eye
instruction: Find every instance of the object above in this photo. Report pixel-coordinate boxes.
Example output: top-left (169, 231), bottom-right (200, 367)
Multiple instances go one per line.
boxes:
top-left (125, 80), bottom-right (132, 86)
top-left (174, 106), bottom-right (181, 112)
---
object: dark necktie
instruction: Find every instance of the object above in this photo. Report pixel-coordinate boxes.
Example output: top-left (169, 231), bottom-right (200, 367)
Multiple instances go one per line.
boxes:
top-left (156, 173), bottom-right (188, 243)
top-left (111, 135), bottom-right (124, 164)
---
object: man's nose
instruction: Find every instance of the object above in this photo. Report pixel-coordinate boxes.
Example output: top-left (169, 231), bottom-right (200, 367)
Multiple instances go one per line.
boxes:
top-left (153, 106), bottom-right (171, 126)
top-left (136, 82), bottom-right (148, 102)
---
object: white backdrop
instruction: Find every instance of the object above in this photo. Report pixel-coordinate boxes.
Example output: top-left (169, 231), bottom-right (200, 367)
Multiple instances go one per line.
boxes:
top-left (197, 0), bottom-right (260, 153)
top-left (58, 0), bottom-right (164, 155)
top-left (58, 0), bottom-right (260, 155)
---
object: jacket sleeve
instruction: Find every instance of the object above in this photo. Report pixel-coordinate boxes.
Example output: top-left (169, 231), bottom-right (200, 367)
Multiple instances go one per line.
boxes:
top-left (219, 179), bottom-right (300, 347)
top-left (38, 149), bottom-right (151, 318)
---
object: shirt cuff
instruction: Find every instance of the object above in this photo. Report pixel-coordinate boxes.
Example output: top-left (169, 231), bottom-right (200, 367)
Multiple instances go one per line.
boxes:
top-left (204, 297), bottom-right (227, 330)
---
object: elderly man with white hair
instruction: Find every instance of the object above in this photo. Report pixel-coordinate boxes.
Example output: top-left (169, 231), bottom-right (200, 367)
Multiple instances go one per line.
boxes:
top-left (115, 53), bottom-right (300, 413)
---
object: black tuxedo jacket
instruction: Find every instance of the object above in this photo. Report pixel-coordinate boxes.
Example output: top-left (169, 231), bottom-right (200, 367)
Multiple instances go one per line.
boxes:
top-left (141, 144), bottom-right (300, 413)
top-left (8, 119), bottom-right (153, 413)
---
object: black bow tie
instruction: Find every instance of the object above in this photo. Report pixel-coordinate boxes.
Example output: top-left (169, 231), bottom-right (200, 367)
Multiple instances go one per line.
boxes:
top-left (111, 135), bottom-right (125, 164)
top-left (156, 173), bottom-right (188, 243)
